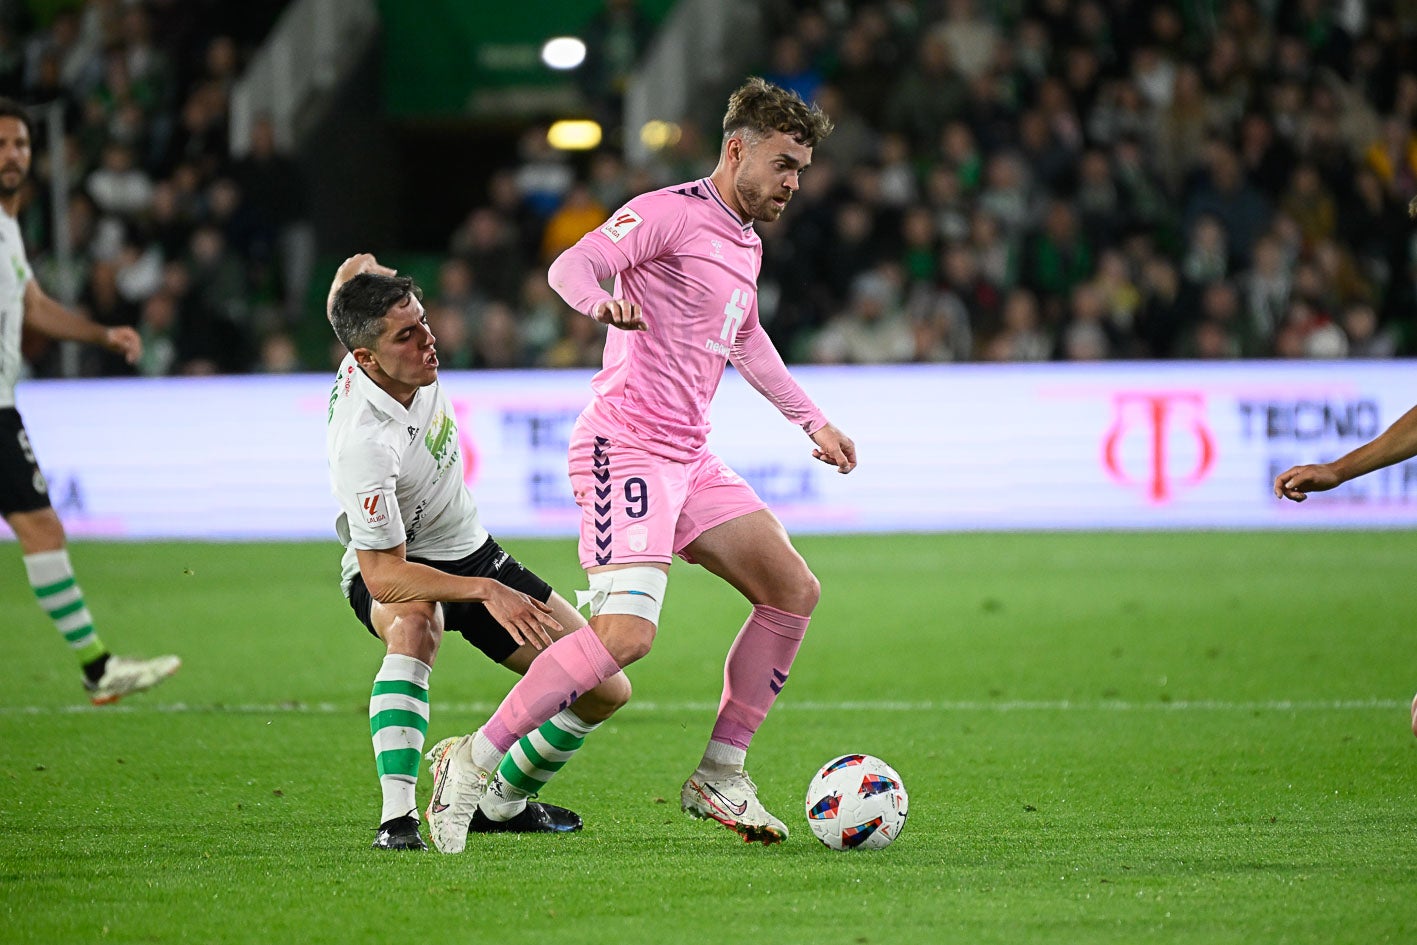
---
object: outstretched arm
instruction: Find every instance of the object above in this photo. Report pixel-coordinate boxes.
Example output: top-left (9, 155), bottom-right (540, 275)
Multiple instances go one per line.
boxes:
top-left (1274, 403), bottom-right (1417, 501)
top-left (547, 244), bottom-right (645, 331)
top-left (23, 280), bottom-right (140, 364)
top-left (732, 325), bottom-right (855, 473)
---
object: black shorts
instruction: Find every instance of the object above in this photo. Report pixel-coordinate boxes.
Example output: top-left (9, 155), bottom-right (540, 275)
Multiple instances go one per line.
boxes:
top-left (0, 408), bottom-right (51, 516)
top-left (347, 537), bottom-right (553, 664)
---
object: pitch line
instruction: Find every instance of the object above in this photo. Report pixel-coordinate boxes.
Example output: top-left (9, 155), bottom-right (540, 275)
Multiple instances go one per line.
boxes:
top-left (0, 698), bottom-right (1405, 716)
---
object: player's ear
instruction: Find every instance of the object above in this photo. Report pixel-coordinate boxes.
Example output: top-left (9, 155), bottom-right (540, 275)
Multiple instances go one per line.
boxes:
top-left (353, 346), bottom-right (378, 372)
top-left (725, 133), bottom-right (746, 165)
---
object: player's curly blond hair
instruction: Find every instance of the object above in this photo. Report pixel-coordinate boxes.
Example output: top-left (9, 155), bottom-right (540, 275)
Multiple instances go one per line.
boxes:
top-left (722, 76), bottom-right (834, 148)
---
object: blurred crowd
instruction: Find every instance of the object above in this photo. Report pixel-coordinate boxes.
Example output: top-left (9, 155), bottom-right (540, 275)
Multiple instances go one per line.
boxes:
top-left (11, 0), bottom-right (306, 378)
top-left (13, 0), bottom-right (1417, 377)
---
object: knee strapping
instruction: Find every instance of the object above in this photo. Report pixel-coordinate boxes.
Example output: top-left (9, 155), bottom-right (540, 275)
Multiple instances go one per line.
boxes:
top-left (575, 567), bottom-right (668, 623)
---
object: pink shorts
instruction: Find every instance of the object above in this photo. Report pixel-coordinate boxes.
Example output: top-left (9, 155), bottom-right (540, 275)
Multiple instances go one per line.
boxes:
top-left (568, 427), bottom-right (767, 569)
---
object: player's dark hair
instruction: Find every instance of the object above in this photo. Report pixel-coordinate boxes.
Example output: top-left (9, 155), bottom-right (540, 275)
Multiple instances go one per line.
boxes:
top-left (722, 76), bottom-right (833, 148)
top-left (330, 273), bottom-right (423, 352)
top-left (0, 97), bottom-right (33, 140)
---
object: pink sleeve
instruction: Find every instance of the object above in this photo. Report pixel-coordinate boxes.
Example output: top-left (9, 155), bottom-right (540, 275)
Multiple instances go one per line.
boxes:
top-left (547, 194), bottom-right (687, 316)
top-left (731, 320), bottom-right (828, 435)
top-left (547, 241), bottom-right (617, 316)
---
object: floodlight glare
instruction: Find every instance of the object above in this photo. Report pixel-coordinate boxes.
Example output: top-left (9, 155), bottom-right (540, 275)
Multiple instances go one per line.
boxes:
top-left (541, 37), bottom-right (587, 70)
top-left (547, 119), bottom-right (602, 150)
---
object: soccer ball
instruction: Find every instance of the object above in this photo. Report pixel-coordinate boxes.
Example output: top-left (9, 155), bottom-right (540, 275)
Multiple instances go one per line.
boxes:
top-left (804, 754), bottom-right (908, 850)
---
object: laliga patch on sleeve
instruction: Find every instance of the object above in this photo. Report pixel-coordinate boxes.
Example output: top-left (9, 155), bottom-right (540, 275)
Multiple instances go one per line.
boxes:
top-left (600, 207), bottom-right (642, 243)
top-left (357, 489), bottom-right (389, 527)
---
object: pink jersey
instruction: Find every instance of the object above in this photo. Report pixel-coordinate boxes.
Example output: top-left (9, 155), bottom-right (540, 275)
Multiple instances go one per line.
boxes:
top-left (548, 177), bottom-right (826, 463)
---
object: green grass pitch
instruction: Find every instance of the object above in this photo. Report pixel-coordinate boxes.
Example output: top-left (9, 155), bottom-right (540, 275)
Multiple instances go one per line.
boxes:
top-left (1, 532), bottom-right (1414, 944)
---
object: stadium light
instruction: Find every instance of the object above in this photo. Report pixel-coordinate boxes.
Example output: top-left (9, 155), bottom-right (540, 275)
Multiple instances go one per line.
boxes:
top-left (541, 36), bottom-right (586, 70)
top-left (639, 120), bottom-right (682, 151)
top-left (547, 119), bottom-right (602, 150)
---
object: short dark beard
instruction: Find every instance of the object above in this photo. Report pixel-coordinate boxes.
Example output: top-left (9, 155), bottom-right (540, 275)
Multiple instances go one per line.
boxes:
top-left (0, 170), bottom-right (24, 201)
top-left (735, 178), bottom-right (781, 224)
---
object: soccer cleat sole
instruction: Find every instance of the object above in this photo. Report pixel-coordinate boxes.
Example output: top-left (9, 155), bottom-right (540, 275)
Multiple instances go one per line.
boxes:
top-left (683, 806), bottom-right (788, 845)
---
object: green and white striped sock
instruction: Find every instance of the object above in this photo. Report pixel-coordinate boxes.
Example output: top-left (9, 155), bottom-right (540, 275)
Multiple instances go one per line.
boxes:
top-left (369, 654), bottom-right (431, 824)
top-left (24, 550), bottom-right (108, 671)
top-left (497, 708), bottom-right (599, 800)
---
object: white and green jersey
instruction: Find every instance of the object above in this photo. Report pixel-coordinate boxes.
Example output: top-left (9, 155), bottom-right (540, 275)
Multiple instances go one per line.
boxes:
top-left (0, 209), bottom-right (33, 408)
top-left (326, 352), bottom-right (489, 596)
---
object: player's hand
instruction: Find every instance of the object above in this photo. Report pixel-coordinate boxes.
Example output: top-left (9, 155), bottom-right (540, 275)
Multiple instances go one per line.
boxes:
top-left (328, 253), bottom-right (397, 321)
top-left (102, 326), bottom-right (142, 364)
top-left (591, 299), bottom-right (647, 331)
top-left (810, 423), bottom-right (857, 474)
top-left (482, 583), bottom-right (559, 649)
top-left (1273, 463), bottom-right (1342, 502)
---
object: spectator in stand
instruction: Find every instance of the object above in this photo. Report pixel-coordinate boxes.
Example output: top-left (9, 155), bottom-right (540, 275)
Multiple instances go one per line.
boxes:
top-left (827, 17), bottom-right (898, 125)
top-left (983, 287), bottom-right (1051, 362)
top-left (135, 288), bottom-right (178, 376)
top-left (1340, 167), bottom-right (1408, 294)
top-left (931, 0), bottom-right (1000, 83)
top-left (473, 301), bottom-right (523, 369)
top-left (965, 208), bottom-right (1012, 292)
top-left (230, 114), bottom-right (314, 323)
top-left (906, 243), bottom-right (979, 362)
top-left (1058, 281), bottom-right (1113, 361)
top-left (1134, 256), bottom-right (1187, 358)
top-left (518, 271), bottom-right (568, 364)
top-left (450, 205), bottom-right (526, 306)
top-left (1239, 233), bottom-right (1292, 348)
top-left (762, 35), bottom-right (823, 106)
top-left (86, 141), bottom-right (152, 217)
top-left (254, 328), bottom-right (300, 373)
top-left (1074, 148), bottom-right (1123, 247)
top-left (810, 266), bottom-right (915, 365)
top-left (433, 257), bottom-right (487, 330)
top-left (539, 181), bottom-right (607, 265)
top-left (1363, 115), bottom-right (1417, 201)
top-left (1279, 161), bottom-right (1337, 249)
top-left (1021, 199), bottom-right (1093, 318)
top-left (538, 307), bottom-right (604, 369)
top-left (1181, 214), bottom-right (1230, 287)
top-left (897, 206), bottom-right (938, 285)
top-left (1341, 302), bottom-right (1398, 359)
top-left (885, 33), bottom-right (969, 154)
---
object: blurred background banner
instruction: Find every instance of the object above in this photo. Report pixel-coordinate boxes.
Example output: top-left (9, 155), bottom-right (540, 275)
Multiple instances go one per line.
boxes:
top-left (10, 361), bottom-right (1417, 542)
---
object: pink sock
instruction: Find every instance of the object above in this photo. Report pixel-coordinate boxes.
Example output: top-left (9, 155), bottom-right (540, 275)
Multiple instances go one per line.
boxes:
top-left (709, 605), bottom-right (810, 751)
top-left (482, 626), bottom-right (620, 753)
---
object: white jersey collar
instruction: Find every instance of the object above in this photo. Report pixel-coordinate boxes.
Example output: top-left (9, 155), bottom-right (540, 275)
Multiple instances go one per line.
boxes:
top-left (347, 356), bottom-right (423, 423)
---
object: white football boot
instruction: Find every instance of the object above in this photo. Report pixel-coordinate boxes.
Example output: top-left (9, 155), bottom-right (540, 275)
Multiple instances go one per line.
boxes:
top-left (681, 770), bottom-right (789, 844)
top-left (424, 735), bottom-right (488, 853)
top-left (86, 654), bottom-right (181, 705)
